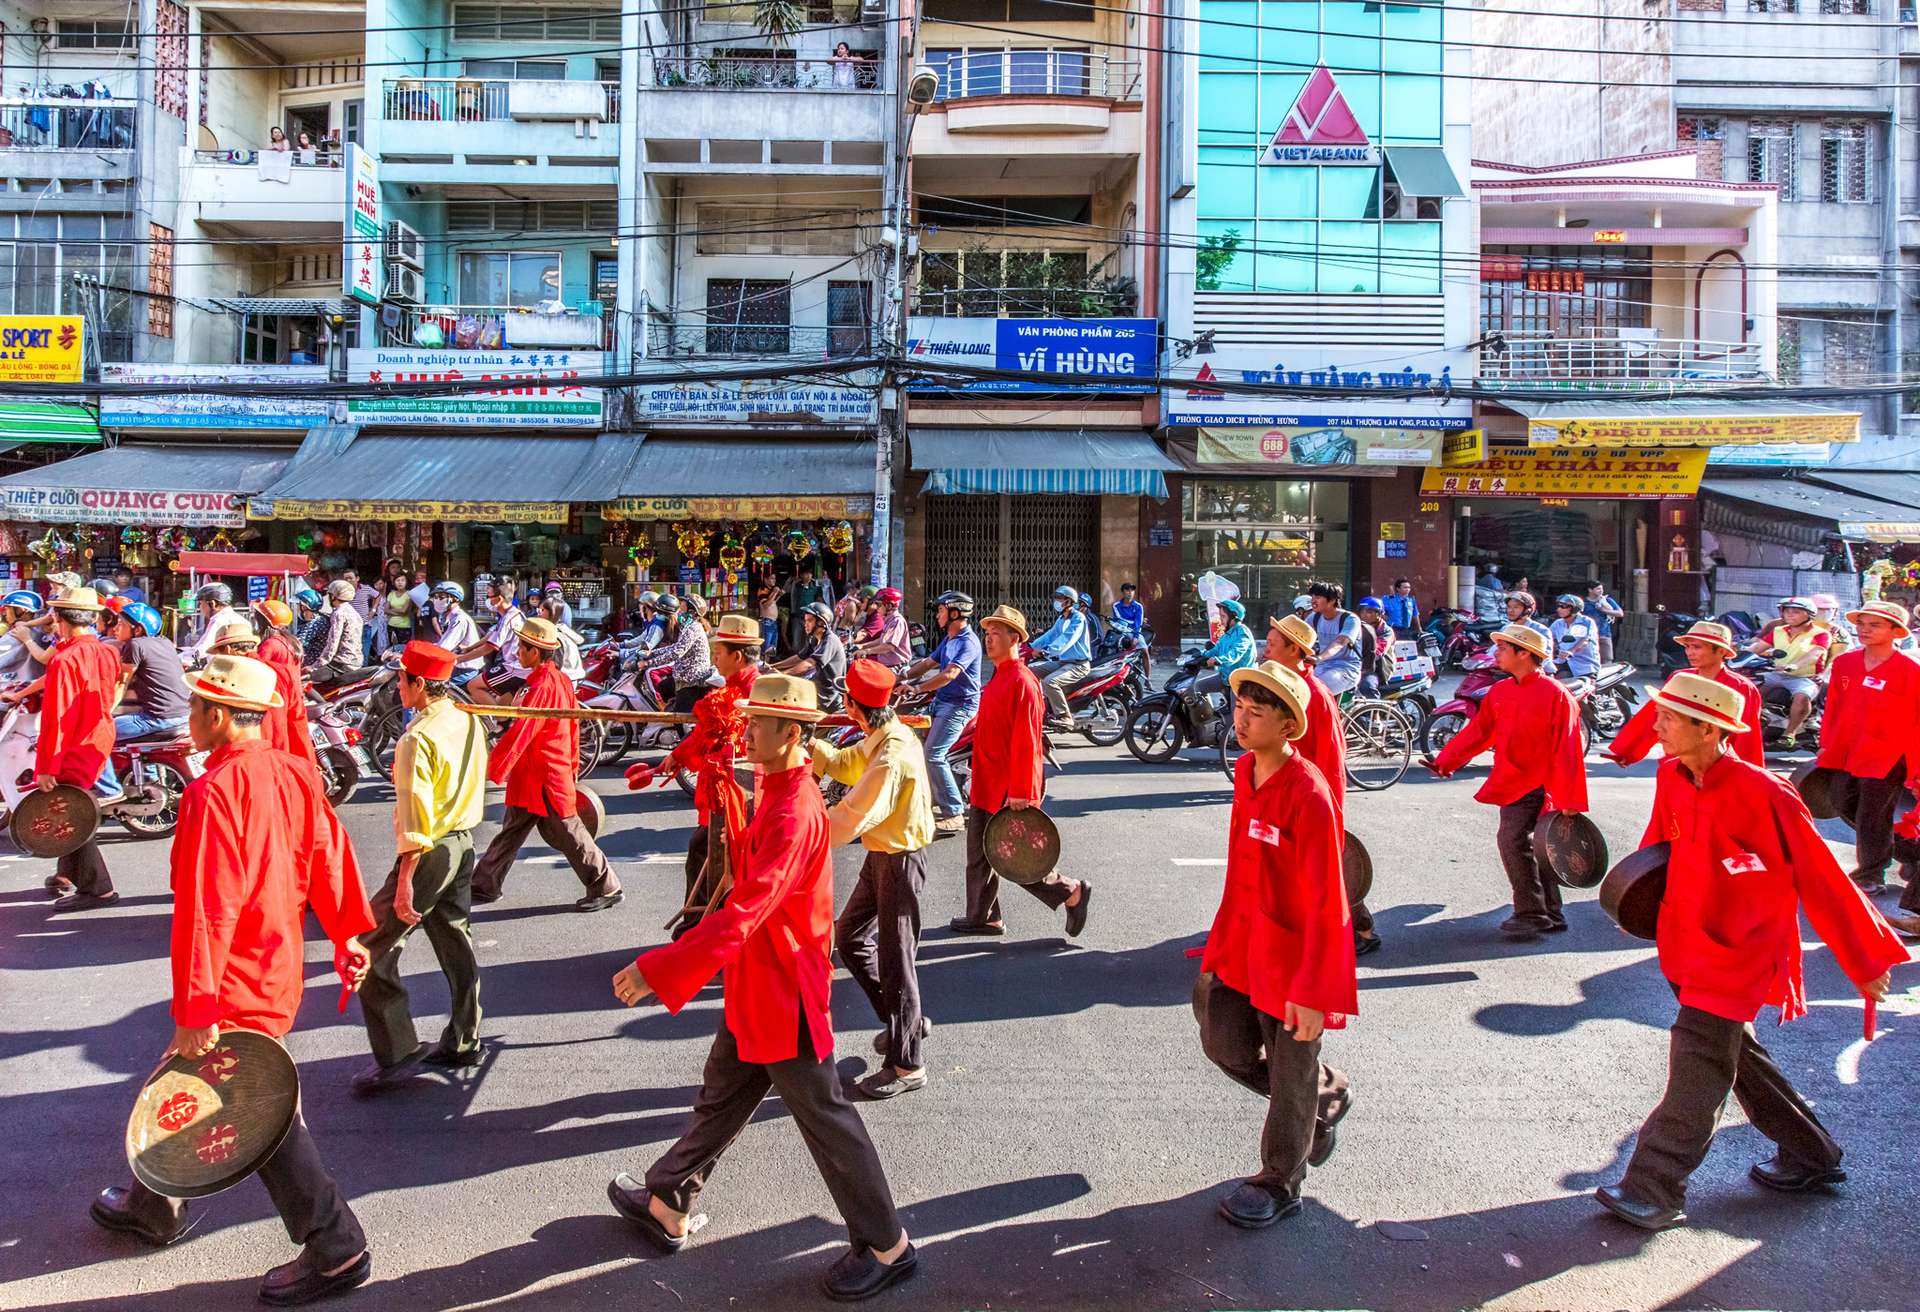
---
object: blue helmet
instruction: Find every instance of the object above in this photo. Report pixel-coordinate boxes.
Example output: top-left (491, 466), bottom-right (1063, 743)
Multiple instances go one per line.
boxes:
top-left (1219, 598), bottom-right (1246, 621)
top-left (431, 580), bottom-right (466, 603)
top-left (1358, 595), bottom-right (1385, 612)
top-left (294, 587), bottom-right (324, 611)
top-left (2, 589), bottom-right (43, 615)
top-left (120, 602), bottom-right (163, 637)
top-left (1053, 584), bottom-right (1078, 602)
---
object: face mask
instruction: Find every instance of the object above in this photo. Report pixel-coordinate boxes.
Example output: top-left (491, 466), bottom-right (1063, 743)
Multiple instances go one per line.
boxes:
top-left (432, 598), bottom-right (449, 614)
top-left (1054, 600), bottom-right (1067, 613)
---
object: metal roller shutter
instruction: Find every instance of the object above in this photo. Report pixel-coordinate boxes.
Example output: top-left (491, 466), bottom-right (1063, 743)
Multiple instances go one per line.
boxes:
top-left (923, 493), bottom-right (1099, 619)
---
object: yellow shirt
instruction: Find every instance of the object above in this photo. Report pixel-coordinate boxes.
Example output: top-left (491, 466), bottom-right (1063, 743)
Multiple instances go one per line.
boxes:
top-left (809, 717), bottom-right (936, 854)
top-left (393, 698), bottom-right (487, 853)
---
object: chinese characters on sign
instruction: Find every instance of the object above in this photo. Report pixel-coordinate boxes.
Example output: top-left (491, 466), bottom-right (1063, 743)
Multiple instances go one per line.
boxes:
top-left (343, 144), bottom-right (381, 308)
top-left (1418, 446), bottom-right (1709, 499)
top-left (0, 315), bottom-right (85, 382)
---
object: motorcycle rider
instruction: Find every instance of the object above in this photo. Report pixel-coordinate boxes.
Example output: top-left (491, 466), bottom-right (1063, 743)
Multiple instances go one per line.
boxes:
top-left (110, 603), bottom-right (191, 744)
top-left (851, 587), bottom-right (912, 670)
top-left (0, 589), bottom-right (47, 685)
top-left (1608, 620), bottom-right (1764, 769)
top-left (1307, 582), bottom-right (1364, 697)
top-left (309, 579), bottom-right (366, 686)
top-left (637, 594), bottom-right (715, 714)
top-left (455, 582), bottom-right (528, 707)
top-left (776, 600), bottom-right (848, 713)
top-left (1503, 591), bottom-right (1558, 676)
top-left (1113, 582), bottom-right (1145, 637)
top-left (426, 582), bottom-right (483, 687)
top-left (293, 588), bottom-right (330, 667)
top-left (1354, 596), bottom-right (1393, 697)
top-left (1747, 596), bottom-right (1832, 751)
top-left (1549, 594), bottom-right (1601, 680)
top-left (633, 591), bottom-right (666, 652)
top-left (181, 582), bottom-right (242, 667)
top-left (1195, 599), bottom-right (1256, 705)
top-left (1029, 585), bottom-right (1093, 729)
top-left (904, 592), bottom-right (983, 835)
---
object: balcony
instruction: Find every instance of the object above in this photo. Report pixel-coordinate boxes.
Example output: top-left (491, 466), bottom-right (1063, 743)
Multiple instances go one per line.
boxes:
top-left (636, 56), bottom-right (888, 173)
top-left (651, 55), bottom-right (880, 91)
top-left (0, 96), bottom-right (136, 181)
top-left (179, 150), bottom-right (345, 236)
top-left (386, 303), bottom-right (614, 352)
top-left (929, 50), bottom-right (1143, 110)
top-left (1477, 331), bottom-right (1770, 387)
top-left (379, 79), bottom-right (620, 177)
top-left (646, 322), bottom-right (874, 361)
top-left (910, 51), bottom-right (1143, 179)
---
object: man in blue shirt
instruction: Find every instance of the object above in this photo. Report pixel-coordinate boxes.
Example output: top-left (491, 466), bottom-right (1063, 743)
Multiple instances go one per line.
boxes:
top-left (1112, 581), bottom-right (1146, 637)
top-left (1583, 580), bottom-right (1623, 664)
top-left (1029, 584), bottom-right (1091, 725)
top-left (110, 567), bottom-right (145, 606)
top-left (1550, 594), bottom-right (1601, 678)
top-left (1383, 577), bottom-right (1419, 637)
top-left (1307, 581), bottom-right (1363, 696)
top-left (905, 592), bottom-right (983, 832)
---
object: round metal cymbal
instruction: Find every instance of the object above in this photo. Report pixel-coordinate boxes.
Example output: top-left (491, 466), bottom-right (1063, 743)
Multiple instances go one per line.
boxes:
top-left (1533, 810), bottom-right (1609, 890)
top-left (1600, 843), bottom-right (1669, 941)
top-left (1342, 830), bottom-right (1373, 905)
top-left (127, 1030), bottom-right (299, 1199)
top-left (576, 785), bottom-right (606, 839)
top-left (10, 785), bottom-right (99, 858)
top-left (983, 808), bottom-right (1061, 886)
top-left (1791, 762), bottom-right (1858, 829)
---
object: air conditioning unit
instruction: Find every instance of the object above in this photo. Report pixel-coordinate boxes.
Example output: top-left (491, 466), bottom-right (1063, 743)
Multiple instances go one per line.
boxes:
top-left (384, 265), bottom-right (425, 304)
top-left (858, 0), bottom-right (885, 22)
top-left (1380, 182), bottom-right (1404, 220)
top-left (385, 221), bottom-right (425, 270)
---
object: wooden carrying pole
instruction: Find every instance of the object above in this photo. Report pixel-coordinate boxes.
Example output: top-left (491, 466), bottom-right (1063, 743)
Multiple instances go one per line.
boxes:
top-left (457, 705), bottom-right (930, 729)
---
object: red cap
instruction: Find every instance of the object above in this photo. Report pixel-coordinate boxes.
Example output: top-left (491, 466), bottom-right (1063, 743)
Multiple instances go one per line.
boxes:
top-left (846, 657), bottom-right (896, 708)
top-left (400, 640), bottom-right (456, 682)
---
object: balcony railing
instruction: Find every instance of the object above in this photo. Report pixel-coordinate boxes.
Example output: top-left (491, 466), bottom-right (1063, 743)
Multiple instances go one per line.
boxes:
top-left (647, 322), bottom-right (874, 359)
top-left (912, 286), bottom-right (1139, 319)
top-left (387, 304), bottom-right (614, 351)
top-left (1477, 331), bottom-right (1769, 384)
top-left (927, 51), bottom-right (1142, 102)
top-left (381, 78), bottom-right (620, 124)
top-left (649, 55), bottom-right (881, 90)
top-left (192, 148), bottom-right (344, 169)
top-left (0, 97), bottom-right (136, 150)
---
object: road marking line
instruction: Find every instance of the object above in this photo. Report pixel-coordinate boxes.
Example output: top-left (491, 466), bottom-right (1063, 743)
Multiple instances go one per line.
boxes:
top-left (1170, 858), bottom-right (1225, 867)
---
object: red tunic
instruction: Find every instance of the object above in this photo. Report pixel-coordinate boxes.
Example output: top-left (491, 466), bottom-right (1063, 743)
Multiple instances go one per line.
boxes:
top-left (1297, 668), bottom-right (1347, 831)
top-left (170, 739), bottom-right (375, 1034)
top-left (255, 633), bottom-right (318, 769)
top-left (969, 656), bottom-right (1045, 813)
top-left (635, 764), bottom-right (835, 1064)
top-left (1643, 752), bottom-right (1907, 1024)
top-left (1817, 648), bottom-right (1920, 784)
top-left (662, 667), bottom-right (758, 827)
top-left (487, 661), bottom-right (578, 817)
top-left (1431, 670), bottom-right (1589, 812)
top-left (36, 633), bottom-right (120, 786)
top-left (1610, 666), bottom-right (1764, 768)
top-left (1202, 750), bottom-right (1356, 1025)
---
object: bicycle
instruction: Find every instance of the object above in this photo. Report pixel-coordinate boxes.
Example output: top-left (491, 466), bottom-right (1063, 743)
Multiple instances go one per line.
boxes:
top-left (1215, 688), bottom-right (1413, 791)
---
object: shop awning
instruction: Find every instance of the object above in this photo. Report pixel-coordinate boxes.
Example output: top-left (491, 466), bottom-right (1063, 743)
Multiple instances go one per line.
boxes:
top-left (605, 437), bottom-right (877, 520)
top-left (1701, 476), bottom-right (1920, 541)
top-left (248, 427), bottom-right (636, 523)
top-left (1384, 147), bottom-right (1465, 197)
top-left (0, 401), bottom-right (102, 448)
top-left (0, 442), bottom-right (292, 527)
top-left (1501, 398), bottom-right (1861, 447)
top-left (910, 428), bottom-right (1178, 497)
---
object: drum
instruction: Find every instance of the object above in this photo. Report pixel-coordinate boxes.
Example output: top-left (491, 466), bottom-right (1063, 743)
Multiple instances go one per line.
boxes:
top-left (1599, 843), bottom-right (1669, 941)
top-left (983, 808), bottom-right (1061, 886)
top-left (10, 784), bottom-right (99, 858)
top-left (1791, 762), bottom-right (1858, 829)
top-left (1342, 831), bottom-right (1373, 905)
top-left (126, 1030), bottom-right (299, 1199)
top-left (576, 784), bottom-right (606, 839)
top-left (1533, 810), bottom-right (1608, 890)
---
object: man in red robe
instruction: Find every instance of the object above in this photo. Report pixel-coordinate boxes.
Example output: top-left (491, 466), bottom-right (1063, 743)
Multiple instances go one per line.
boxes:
top-left (1429, 623), bottom-right (1589, 939)
top-left (1608, 620), bottom-right (1763, 769)
top-left (949, 605), bottom-right (1090, 937)
top-left (1595, 672), bottom-right (1907, 1232)
top-left (1200, 659), bottom-right (1358, 1229)
top-left (2, 585), bottom-right (122, 909)
top-left (1815, 600), bottom-right (1920, 895)
top-left (607, 674), bottom-right (916, 1302)
top-left (472, 617), bottom-right (619, 911)
top-left (252, 598), bottom-right (319, 773)
top-left (88, 653), bottom-right (379, 1306)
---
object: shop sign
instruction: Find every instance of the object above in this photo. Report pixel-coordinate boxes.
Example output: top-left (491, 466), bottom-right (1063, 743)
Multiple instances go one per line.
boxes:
top-left (1419, 446), bottom-right (1708, 499)
top-left (606, 495), bottom-right (874, 521)
top-left (1842, 520), bottom-right (1920, 542)
top-left (250, 497), bottom-right (566, 524)
top-left (1261, 66), bottom-right (1378, 166)
top-left (0, 315), bottom-right (84, 383)
top-left (632, 379), bottom-right (876, 425)
top-left (1378, 521), bottom-right (1405, 541)
top-left (1197, 426), bottom-right (1441, 467)
top-left (0, 484), bottom-right (247, 527)
top-left (100, 364), bottom-right (336, 430)
top-left (1168, 362), bottom-right (1463, 429)
top-left (344, 144), bottom-right (381, 307)
top-left (345, 349), bottom-right (605, 428)
top-left (905, 317), bottom-right (1155, 392)
top-left (1527, 411), bottom-right (1861, 447)
top-left (1442, 429), bottom-right (1486, 466)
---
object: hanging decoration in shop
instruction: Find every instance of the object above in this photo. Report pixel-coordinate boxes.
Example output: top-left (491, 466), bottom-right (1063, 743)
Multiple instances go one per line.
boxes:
top-left (627, 540), bottom-right (656, 570)
top-left (202, 529), bottom-right (238, 553)
top-left (717, 535), bottom-right (748, 574)
top-left (672, 521), bottom-right (711, 559)
top-left (295, 533), bottom-right (316, 553)
top-left (784, 528), bottom-right (816, 561)
top-left (0, 525), bottom-right (19, 557)
top-left (823, 520), bottom-right (855, 557)
top-left (749, 542), bottom-right (774, 566)
top-left (28, 528), bottom-right (58, 562)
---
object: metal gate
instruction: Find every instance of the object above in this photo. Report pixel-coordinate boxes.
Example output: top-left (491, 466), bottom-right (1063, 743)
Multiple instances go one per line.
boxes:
top-left (924, 494), bottom-right (1100, 620)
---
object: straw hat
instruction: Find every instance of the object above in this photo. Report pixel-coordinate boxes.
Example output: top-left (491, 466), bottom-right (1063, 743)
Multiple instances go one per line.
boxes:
top-left (1268, 612), bottom-right (1318, 657)
top-left (1227, 660), bottom-right (1311, 741)
top-left (207, 620), bottom-right (259, 651)
top-left (517, 617), bottom-right (561, 651)
top-left (186, 654), bottom-right (285, 711)
top-left (53, 586), bottom-right (106, 612)
top-left (742, 672), bottom-right (826, 722)
top-left (1673, 620), bottom-right (1736, 655)
top-left (1490, 623), bottom-right (1551, 662)
top-left (711, 613), bottom-right (763, 645)
top-left (1648, 671), bottom-right (1748, 735)
top-left (979, 605), bottom-right (1030, 642)
top-left (1845, 599), bottom-right (1911, 635)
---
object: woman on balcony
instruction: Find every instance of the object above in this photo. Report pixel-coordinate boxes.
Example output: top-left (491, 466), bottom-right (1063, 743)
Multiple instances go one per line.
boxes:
top-left (267, 125), bottom-right (290, 152)
top-left (833, 43), bottom-right (860, 89)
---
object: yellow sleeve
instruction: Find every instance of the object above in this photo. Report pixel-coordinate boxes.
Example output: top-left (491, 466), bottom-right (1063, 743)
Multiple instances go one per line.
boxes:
top-left (809, 737), bottom-right (869, 787)
top-left (393, 730), bottom-right (435, 854)
top-left (826, 746), bottom-right (897, 847)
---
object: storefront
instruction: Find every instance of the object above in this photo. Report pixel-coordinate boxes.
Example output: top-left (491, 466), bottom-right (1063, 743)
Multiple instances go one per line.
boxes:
top-left (1180, 475), bottom-right (1353, 636)
top-left (1699, 469), bottom-right (1920, 617)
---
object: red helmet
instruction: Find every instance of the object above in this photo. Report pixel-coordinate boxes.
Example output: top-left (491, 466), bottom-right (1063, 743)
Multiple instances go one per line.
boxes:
top-left (876, 587), bottom-right (903, 606)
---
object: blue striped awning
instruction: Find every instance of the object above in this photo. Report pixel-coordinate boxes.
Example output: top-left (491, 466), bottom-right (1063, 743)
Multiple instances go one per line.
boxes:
top-left (910, 428), bottom-right (1177, 498)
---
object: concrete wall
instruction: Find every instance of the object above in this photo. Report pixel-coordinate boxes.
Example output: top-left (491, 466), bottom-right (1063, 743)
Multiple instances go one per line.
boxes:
top-left (0, 0), bottom-right (141, 96)
top-left (1472, 0), bottom-right (1671, 167)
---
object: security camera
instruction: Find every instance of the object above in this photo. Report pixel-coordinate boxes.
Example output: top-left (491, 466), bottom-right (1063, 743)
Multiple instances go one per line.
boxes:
top-left (907, 65), bottom-right (939, 107)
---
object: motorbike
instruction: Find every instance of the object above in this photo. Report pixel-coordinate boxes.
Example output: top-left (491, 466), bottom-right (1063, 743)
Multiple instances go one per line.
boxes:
top-left (1420, 651), bottom-right (1595, 759)
top-left (1423, 608), bottom-right (1500, 671)
top-left (589, 660), bottom-right (702, 795)
top-left (1561, 661), bottom-right (1636, 741)
top-left (1018, 642), bottom-right (1136, 746)
top-left (0, 702), bottom-right (204, 841)
top-left (1729, 651), bottom-right (1826, 749)
top-left (1124, 652), bottom-right (1232, 763)
top-left (309, 702), bottom-right (368, 808)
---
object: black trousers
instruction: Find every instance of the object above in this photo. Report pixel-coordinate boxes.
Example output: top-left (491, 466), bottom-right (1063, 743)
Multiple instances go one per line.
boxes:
top-left (1197, 978), bottom-right (1350, 1202)
top-left (1621, 1002), bottom-right (1842, 1211)
top-left (1850, 758), bottom-right (1909, 885)
top-left (1496, 788), bottom-right (1560, 920)
top-left (359, 830), bottom-right (480, 1068)
top-left (678, 825), bottom-right (719, 937)
top-left (962, 805), bottom-right (1072, 926)
top-left (835, 848), bottom-right (928, 1070)
top-left (120, 1110), bottom-right (366, 1269)
top-left (645, 1015), bottom-right (903, 1254)
top-left (472, 787), bottom-right (617, 900)
top-left (58, 838), bottom-right (113, 897)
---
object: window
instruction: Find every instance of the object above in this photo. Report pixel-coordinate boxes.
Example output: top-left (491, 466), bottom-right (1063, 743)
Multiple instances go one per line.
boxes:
top-left (1746, 0), bottom-right (1795, 9)
top-left (1677, 115), bottom-right (1724, 178)
top-left (924, 47), bottom-right (1093, 99)
top-left (925, 0), bottom-right (1093, 20)
top-left (53, 19), bottom-right (135, 49)
top-left (455, 251), bottom-right (562, 306)
top-left (341, 99), bottom-right (364, 145)
top-left (828, 281), bottom-right (872, 356)
top-left (917, 249), bottom-right (1095, 316)
top-left (1747, 120), bottom-right (1796, 197)
top-left (147, 224), bottom-right (174, 339)
top-left (705, 279), bottom-right (790, 353)
top-left (0, 215), bottom-right (135, 357)
top-left (451, 4), bottom-right (621, 40)
top-left (1821, 120), bottom-right (1870, 202)
top-left (918, 195), bottom-right (1092, 227)
top-left (462, 58), bottom-right (567, 79)
top-left (696, 206), bottom-right (860, 255)
top-left (447, 200), bottom-right (617, 233)
top-left (1819, 0), bottom-right (1871, 11)
top-left (1818, 316), bottom-right (1879, 387)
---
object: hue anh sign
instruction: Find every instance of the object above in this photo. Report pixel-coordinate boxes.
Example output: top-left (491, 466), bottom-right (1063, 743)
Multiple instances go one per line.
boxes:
top-left (344, 144), bottom-right (381, 308)
top-left (1262, 66), bottom-right (1377, 165)
top-left (345, 348), bottom-right (605, 427)
top-left (905, 318), bottom-right (1156, 392)
top-left (1, 484), bottom-right (247, 527)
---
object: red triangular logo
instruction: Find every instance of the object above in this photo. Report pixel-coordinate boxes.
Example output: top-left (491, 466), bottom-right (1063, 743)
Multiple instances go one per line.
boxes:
top-left (1273, 66), bottom-right (1368, 147)
top-left (1187, 362), bottom-right (1224, 399)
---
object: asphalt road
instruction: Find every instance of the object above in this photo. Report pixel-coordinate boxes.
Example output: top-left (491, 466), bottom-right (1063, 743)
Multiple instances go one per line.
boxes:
top-left (1, 725), bottom-right (1915, 1312)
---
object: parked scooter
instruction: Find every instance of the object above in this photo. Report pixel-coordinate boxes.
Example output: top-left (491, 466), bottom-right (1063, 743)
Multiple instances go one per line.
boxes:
top-left (1420, 650), bottom-right (1596, 759)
